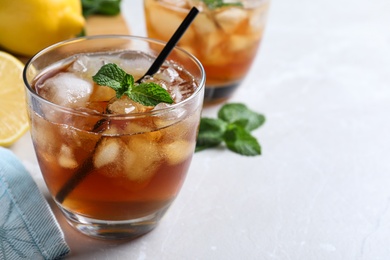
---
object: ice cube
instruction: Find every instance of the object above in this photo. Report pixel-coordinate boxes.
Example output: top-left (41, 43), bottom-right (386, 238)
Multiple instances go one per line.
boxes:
top-left (58, 145), bottom-right (78, 169)
top-left (229, 34), bottom-right (260, 52)
top-left (31, 116), bottom-right (57, 157)
top-left (164, 0), bottom-right (187, 6)
top-left (187, 0), bottom-right (208, 13)
top-left (71, 56), bottom-right (88, 73)
top-left (38, 72), bottom-right (93, 108)
top-left (175, 81), bottom-right (197, 101)
top-left (107, 97), bottom-right (152, 114)
top-left (88, 85), bottom-right (116, 103)
top-left (59, 126), bottom-right (82, 147)
top-left (158, 112), bottom-right (200, 143)
top-left (93, 138), bottom-right (122, 169)
top-left (249, 4), bottom-right (269, 30)
top-left (153, 102), bottom-right (172, 111)
top-left (249, 6), bottom-right (268, 31)
top-left (170, 85), bottom-right (183, 103)
top-left (193, 13), bottom-right (218, 34)
top-left (148, 5), bottom-right (194, 43)
top-left (119, 51), bottom-right (153, 77)
top-left (124, 121), bottom-right (159, 137)
top-left (215, 8), bottom-right (248, 33)
top-left (161, 140), bottom-right (195, 165)
top-left (70, 55), bottom-right (108, 78)
top-left (154, 67), bottom-right (181, 83)
top-left (153, 103), bottom-right (187, 128)
top-left (200, 33), bottom-right (229, 65)
top-left (201, 32), bottom-right (225, 57)
top-left (124, 135), bottom-right (162, 182)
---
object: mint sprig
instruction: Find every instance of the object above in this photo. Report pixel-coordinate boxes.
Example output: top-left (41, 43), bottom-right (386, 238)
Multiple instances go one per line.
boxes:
top-left (81, 0), bottom-right (121, 17)
top-left (92, 63), bottom-right (174, 107)
top-left (196, 103), bottom-right (265, 156)
top-left (201, 0), bottom-right (243, 9)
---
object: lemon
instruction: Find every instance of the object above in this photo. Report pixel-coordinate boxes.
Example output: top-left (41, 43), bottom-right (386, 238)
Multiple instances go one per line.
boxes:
top-left (0, 0), bottom-right (85, 57)
top-left (0, 51), bottom-right (29, 147)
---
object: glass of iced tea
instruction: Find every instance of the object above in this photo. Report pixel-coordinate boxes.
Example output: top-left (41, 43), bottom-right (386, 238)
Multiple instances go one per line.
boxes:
top-left (144, 0), bottom-right (270, 104)
top-left (23, 35), bottom-right (205, 239)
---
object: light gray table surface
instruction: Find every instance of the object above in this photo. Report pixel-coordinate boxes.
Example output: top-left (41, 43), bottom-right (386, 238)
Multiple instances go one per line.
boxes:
top-left (11, 0), bottom-right (390, 259)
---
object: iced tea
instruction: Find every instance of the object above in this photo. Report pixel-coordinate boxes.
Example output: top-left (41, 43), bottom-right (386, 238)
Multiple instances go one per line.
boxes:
top-left (144, 0), bottom-right (270, 103)
top-left (23, 36), bottom-right (205, 239)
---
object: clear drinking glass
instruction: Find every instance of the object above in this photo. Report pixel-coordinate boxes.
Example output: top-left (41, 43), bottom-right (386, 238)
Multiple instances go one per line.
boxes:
top-left (144, 0), bottom-right (270, 104)
top-left (23, 35), bottom-right (205, 239)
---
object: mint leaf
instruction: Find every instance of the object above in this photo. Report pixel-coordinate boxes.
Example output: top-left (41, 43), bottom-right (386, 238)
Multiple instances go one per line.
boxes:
top-left (218, 103), bottom-right (265, 131)
top-left (92, 63), bottom-right (129, 98)
top-left (196, 103), bottom-right (265, 156)
top-left (123, 73), bottom-right (134, 91)
top-left (92, 63), bottom-right (174, 106)
top-left (223, 124), bottom-right (261, 156)
top-left (201, 0), bottom-right (242, 9)
top-left (196, 118), bottom-right (227, 152)
top-left (129, 83), bottom-right (174, 107)
top-left (81, 0), bottom-right (121, 17)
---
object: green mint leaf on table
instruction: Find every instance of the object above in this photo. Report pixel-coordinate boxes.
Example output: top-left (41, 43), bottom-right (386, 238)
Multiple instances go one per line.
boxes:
top-left (93, 63), bottom-right (174, 106)
top-left (201, 0), bottom-right (243, 9)
top-left (218, 103), bottom-right (265, 131)
top-left (196, 118), bottom-right (227, 152)
top-left (196, 103), bottom-right (265, 156)
top-left (224, 124), bottom-right (261, 156)
top-left (81, 0), bottom-right (121, 17)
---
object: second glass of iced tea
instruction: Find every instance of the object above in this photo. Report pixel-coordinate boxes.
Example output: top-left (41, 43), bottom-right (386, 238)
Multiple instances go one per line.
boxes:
top-left (23, 35), bottom-right (205, 239)
top-left (144, 0), bottom-right (270, 104)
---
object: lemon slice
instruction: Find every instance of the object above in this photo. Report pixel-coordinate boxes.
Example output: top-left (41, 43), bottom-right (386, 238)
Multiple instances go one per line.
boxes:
top-left (0, 51), bottom-right (29, 146)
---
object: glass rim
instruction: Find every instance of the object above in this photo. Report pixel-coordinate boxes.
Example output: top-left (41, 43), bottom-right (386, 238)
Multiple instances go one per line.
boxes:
top-left (23, 34), bottom-right (205, 119)
top-left (154, 0), bottom-right (270, 11)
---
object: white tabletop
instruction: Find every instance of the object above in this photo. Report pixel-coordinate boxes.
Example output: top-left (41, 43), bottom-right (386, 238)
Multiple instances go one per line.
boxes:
top-left (11, 0), bottom-right (390, 259)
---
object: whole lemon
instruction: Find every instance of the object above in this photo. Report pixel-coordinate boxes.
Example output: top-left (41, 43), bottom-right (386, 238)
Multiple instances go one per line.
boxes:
top-left (0, 0), bottom-right (85, 57)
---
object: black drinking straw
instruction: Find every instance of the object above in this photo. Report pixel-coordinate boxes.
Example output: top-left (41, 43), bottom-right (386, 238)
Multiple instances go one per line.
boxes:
top-left (136, 7), bottom-right (199, 83)
top-left (56, 7), bottom-right (199, 204)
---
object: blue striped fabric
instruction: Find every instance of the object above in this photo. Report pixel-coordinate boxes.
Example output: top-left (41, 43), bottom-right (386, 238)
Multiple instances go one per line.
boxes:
top-left (0, 147), bottom-right (70, 260)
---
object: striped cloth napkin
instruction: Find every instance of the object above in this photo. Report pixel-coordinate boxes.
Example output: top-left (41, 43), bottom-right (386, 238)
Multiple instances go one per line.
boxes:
top-left (0, 147), bottom-right (69, 259)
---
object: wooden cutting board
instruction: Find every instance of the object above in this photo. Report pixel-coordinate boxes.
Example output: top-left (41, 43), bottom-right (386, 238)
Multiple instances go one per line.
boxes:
top-left (85, 14), bottom-right (130, 35)
top-left (14, 15), bottom-right (130, 63)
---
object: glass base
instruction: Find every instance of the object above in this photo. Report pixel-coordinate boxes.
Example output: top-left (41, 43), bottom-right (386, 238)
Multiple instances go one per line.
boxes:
top-left (60, 206), bottom-right (170, 240)
top-left (204, 82), bottom-right (241, 104)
